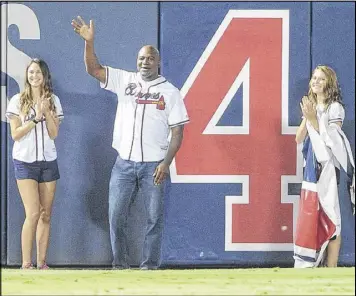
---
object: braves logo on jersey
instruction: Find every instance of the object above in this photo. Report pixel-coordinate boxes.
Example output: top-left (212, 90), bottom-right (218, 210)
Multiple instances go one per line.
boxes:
top-left (125, 83), bottom-right (166, 110)
top-left (170, 10), bottom-right (303, 252)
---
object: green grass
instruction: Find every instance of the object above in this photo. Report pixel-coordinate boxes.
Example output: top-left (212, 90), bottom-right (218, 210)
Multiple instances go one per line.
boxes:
top-left (1, 267), bottom-right (355, 295)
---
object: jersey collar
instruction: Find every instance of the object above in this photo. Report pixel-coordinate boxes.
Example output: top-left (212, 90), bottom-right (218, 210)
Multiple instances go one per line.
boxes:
top-left (136, 73), bottom-right (166, 88)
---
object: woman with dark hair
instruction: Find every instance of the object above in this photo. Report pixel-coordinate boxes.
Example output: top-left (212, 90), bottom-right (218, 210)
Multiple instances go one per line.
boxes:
top-left (6, 59), bottom-right (64, 269)
top-left (294, 65), bottom-right (355, 268)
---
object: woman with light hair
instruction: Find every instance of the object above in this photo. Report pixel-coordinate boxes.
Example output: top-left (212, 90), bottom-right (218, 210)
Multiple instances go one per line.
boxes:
top-left (6, 58), bottom-right (64, 269)
top-left (294, 65), bottom-right (355, 268)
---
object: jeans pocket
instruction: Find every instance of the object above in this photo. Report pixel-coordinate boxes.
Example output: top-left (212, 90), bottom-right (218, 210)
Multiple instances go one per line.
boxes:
top-left (13, 160), bottom-right (25, 173)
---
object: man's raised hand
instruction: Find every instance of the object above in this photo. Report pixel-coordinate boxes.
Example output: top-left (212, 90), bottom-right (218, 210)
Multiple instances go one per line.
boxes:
top-left (71, 16), bottom-right (94, 42)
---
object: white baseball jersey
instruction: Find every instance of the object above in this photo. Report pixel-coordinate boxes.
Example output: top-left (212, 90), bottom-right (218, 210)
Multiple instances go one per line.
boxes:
top-left (101, 66), bottom-right (189, 162)
top-left (317, 102), bottom-right (345, 169)
top-left (302, 102), bottom-right (345, 169)
top-left (6, 93), bottom-right (64, 163)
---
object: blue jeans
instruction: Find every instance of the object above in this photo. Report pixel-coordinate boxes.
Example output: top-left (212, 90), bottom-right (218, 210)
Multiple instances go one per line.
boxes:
top-left (108, 155), bottom-right (165, 269)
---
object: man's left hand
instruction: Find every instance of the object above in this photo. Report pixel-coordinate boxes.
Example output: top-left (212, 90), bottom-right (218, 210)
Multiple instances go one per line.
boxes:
top-left (153, 161), bottom-right (169, 185)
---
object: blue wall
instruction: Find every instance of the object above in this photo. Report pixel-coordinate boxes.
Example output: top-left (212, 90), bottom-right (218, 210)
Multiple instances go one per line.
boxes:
top-left (1, 2), bottom-right (354, 267)
top-left (2, 1), bottom-right (159, 266)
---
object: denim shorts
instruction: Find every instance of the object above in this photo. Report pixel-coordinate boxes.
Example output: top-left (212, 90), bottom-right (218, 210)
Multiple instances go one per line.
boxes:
top-left (13, 159), bottom-right (60, 183)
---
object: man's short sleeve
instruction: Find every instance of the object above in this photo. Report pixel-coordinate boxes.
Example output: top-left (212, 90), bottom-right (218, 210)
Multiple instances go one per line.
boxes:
top-left (100, 66), bottom-right (127, 94)
top-left (6, 94), bottom-right (21, 120)
top-left (328, 102), bottom-right (345, 125)
top-left (167, 90), bottom-right (189, 127)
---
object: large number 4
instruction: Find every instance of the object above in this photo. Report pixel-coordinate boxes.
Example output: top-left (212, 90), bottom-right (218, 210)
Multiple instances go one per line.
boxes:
top-left (170, 10), bottom-right (303, 251)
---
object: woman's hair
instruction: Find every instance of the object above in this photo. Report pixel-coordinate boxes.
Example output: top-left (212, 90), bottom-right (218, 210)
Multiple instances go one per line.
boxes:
top-left (20, 58), bottom-right (56, 116)
top-left (307, 65), bottom-right (344, 109)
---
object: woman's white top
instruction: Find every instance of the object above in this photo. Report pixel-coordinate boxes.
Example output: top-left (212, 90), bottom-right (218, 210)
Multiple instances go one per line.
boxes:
top-left (6, 93), bottom-right (64, 163)
top-left (316, 102), bottom-right (345, 169)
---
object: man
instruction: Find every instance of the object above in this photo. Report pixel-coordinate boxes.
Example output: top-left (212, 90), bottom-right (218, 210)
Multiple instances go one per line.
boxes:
top-left (71, 16), bottom-right (189, 270)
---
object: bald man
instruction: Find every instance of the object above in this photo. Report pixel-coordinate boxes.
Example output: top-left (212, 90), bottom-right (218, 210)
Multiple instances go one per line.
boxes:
top-left (72, 17), bottom-right (189, 270)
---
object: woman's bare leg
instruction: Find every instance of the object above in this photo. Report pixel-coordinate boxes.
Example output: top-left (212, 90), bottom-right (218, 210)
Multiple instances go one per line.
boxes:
top-left (36, 181), bottom-right (56, 267)
top-left (326, 235), bottom-right (341, 267)
top-left (17, 179), bottom-right (40, 267)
